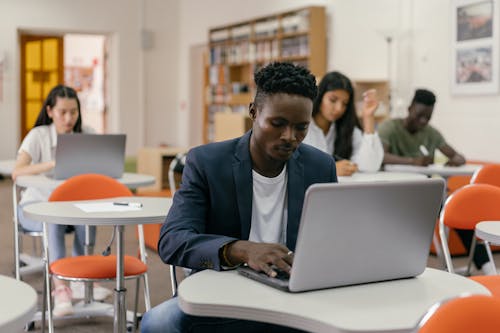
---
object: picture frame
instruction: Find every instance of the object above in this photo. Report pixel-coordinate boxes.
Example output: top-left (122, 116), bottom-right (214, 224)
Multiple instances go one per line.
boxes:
top-left (451, 0), bottom-right (498, 95)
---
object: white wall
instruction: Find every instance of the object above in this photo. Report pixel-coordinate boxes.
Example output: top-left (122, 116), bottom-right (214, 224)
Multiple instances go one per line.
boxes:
top-left (0, 0), bottom-right (179, 158)
top-left (412, 0), bottom-right (500, 162)
top-left (1, 0), bottom-right (499, 162)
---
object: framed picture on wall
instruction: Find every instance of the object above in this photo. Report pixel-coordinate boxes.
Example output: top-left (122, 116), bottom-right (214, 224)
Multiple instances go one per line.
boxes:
top-left (451, 0), bottom-right (498, 94)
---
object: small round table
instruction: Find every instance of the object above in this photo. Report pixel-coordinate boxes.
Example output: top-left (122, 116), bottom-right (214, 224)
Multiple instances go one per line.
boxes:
top-left (23, 196), bottom-right (172, 333)
top-left (476, 221), bottom-right (500, 268)
top-left (0, 275), bottom-right (37, 332)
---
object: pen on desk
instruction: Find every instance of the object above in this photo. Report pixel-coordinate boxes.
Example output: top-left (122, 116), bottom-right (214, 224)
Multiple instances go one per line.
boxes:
top-left (419, 145), bottom-right (429, 156)
top-left (113, 202), bottom-right (143, 208)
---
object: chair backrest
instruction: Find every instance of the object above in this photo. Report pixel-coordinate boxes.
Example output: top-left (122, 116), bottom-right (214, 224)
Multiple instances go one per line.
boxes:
top-left (49, 173), bottom-right (132, 202)
top-left (446, 175), bottom-right (471, 196)
top-left (168, 153), bottom-right (186, 194)
top-left (416, 295), bottom-right (500, 333)
top-left (440, 184), bottom-right (500, 230)
top-left (471, 164), bottom-right (500, 188)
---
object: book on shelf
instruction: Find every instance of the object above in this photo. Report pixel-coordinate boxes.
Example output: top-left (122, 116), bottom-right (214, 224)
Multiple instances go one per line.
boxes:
top-left (254, 18), bottom-right (279, 38)
top-left (282, 9), bottom-right (310, 34)
top-left (210, 29), bottom-right (230, 43)
top-left (232, 24), bottom-right (252, 41)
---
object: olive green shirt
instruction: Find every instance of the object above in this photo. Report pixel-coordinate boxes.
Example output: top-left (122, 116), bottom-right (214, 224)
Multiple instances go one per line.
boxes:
top-left (378, 118), bottom-right (446, 159)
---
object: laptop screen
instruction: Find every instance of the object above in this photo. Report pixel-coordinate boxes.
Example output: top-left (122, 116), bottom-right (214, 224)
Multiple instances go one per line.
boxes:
top-left (53, 134), bottom-right (126, 180)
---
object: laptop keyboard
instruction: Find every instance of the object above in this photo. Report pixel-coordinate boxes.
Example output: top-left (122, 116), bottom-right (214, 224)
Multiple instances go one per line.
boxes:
top-left (273, 268), bottom-right (290, 281)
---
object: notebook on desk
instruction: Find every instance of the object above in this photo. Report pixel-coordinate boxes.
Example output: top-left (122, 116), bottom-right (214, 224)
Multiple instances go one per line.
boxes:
top-left (237, 179), bottom-right (445, 292)
top-left (51, 134), bottom-right (126, 180)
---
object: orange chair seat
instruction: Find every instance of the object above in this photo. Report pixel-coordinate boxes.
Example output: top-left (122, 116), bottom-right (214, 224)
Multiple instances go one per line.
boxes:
top-left (50, 255), bottom-right (147, 279)
top-left (469, 276), bottom-right (500, 298)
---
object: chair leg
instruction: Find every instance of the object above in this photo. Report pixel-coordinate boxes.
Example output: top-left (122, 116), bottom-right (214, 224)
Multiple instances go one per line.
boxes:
top-left (41, 272), bottom-right (46, 333)
top-left (133, 278), bottom-right (140, 332)
top-left (13, 184), bottom-right (21, 280)
top-left (484, 241), bottom-right (497, 274)
top-left (170, 265), bottom-right (178, 297)
top-left (142, 273), bottom-right (151, 311)
top-left (42, 222), bottom-right (54, 333)
top-left (466, 235), bottom-right (477, 276)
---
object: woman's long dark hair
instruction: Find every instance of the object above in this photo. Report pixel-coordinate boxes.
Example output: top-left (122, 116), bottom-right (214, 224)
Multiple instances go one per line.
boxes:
top-left (312, 71), bottom-right (361, 159)
top-left (34, 84), bottom-right (82, 132)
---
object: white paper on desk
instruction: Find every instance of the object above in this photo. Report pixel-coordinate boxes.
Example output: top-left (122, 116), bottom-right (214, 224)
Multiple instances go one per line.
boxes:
top-left (74, 202), bottom-right (142, 213)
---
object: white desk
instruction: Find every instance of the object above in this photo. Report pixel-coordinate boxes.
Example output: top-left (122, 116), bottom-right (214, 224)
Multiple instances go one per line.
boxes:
top-left (384, 164), bottom-right (481, 178)
top-left (476, 221), bottom-right (500, 244)
top-left (178, 268), bottom-right (490, 333)
top-left (23, 196), bottom-right (172, 333)
top-left (0, 275), bottom-right (37, 332)
top-left (0, 159), bottom-right (15, 176)
top-left (338, 171), bottom-right (427, 183)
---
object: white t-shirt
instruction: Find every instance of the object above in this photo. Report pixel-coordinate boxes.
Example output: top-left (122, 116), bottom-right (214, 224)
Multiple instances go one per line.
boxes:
top-left (302, 121), bottom-right (384, 172)
top-left (18, 123), bottom-right (93, 205)
top-left (249, 166), bottom-right (288, 245)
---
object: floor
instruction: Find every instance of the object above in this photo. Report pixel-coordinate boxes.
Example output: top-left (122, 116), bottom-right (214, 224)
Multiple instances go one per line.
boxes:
top-left (0, 176), bottom-right (497, 332)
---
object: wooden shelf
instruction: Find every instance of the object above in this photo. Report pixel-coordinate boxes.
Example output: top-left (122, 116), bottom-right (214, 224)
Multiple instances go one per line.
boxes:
top-left (204, 6), bottom-right (327, 143)
top-left (136, 146), bottom-right (186, 192)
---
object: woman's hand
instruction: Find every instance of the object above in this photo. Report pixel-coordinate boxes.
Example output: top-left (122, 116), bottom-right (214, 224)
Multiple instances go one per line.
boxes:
top-left (12, 151), bottom-right (55, 181)
top-left (360, 89), bottom-right (379, 134)
top-left (336, 160), bottom-right (358, 176)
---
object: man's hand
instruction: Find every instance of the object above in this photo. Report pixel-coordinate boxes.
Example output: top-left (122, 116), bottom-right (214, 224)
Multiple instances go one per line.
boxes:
top-left (412, 156), bottom-right (433, 166)
top-left (227, 240), bottom-right (293, 277)
top-left (445, 154), bottom-right (466, 166)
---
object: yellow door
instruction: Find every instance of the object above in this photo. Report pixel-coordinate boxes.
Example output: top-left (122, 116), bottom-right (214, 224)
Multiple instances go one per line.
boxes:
top-left (20, 35), bottom-right (63, 140)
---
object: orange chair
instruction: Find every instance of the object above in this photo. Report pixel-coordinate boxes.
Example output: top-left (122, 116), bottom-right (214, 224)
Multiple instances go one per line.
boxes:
top-left (471, 164), bottom-right (500, 188)
top-left (41, 174), bottom-right (151, 331)
top-left (416, 295), bottom-right (500, 333)
top-left (439, 184), bottom-right (500, 297)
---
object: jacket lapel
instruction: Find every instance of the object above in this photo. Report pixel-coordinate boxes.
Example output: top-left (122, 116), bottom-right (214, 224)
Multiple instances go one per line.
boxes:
top-left (233, 132), bottom-right (253, 240)
top-left (286, 149), bottom-right (304, 250)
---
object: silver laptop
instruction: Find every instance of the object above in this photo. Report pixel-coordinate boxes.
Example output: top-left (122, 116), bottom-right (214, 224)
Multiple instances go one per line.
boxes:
top-left (52, 134), bottom-right (126, 180)
top-left (238, 178), bottom-right (445, 292)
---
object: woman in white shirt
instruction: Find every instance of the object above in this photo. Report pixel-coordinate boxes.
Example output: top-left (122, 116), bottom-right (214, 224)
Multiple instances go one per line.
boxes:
top-left (303, 71), bottom-right (384, 176)
top-left (12, 85), bottom-right (110, 317)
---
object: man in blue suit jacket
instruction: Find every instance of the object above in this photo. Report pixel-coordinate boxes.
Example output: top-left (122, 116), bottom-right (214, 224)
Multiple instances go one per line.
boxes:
top-left (142, 62), bottom-right (337, 333)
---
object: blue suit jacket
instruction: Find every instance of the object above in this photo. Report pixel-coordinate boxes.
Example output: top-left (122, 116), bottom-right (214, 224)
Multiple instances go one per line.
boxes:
top-left (158, 131), bottom-right (337, 271)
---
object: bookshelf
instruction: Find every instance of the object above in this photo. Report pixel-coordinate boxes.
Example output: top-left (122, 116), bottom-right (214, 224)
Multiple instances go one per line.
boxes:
top-left (204, 6), bottom-right (327, 143)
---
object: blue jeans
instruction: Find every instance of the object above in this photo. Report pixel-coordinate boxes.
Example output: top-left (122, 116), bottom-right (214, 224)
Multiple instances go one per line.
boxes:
top-left (141, 297), bottom-right (307, 333)
top-left (19, 201), bottom-right (96, 263)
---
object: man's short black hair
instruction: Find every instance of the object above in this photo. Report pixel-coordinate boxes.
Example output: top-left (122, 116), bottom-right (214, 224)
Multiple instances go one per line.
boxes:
top-left (253, 62), bottom-right (317, 107)
top-left (411, 89), bottom-right (436, 107)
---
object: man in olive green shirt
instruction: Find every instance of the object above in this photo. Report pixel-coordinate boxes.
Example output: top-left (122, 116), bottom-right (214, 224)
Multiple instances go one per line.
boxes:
top-left (378, 89), bottom-right (465, 166)
top-left (379, 89), bottom-right (497, 275)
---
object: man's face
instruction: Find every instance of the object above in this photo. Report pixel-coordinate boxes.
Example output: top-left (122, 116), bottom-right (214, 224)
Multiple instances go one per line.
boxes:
top-left (406, 103), bottom-right (433, 133)
top-left (250, 93), bottom-right (312, 163)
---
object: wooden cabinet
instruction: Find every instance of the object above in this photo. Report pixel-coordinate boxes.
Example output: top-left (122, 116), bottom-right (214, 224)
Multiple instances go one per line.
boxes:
top-left (204, 6), bottom-right (327, 143)
top-left (136, 147), bottom-right (186, 192)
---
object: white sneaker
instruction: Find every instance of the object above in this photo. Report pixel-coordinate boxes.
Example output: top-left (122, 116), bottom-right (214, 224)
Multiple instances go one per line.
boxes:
top-left (454, 265), bottom-right (475, 276)
top-left (52, 285), bottom-right (74, 317)
top-left (481, 261), bottom-right (498, 275)
top-left (70, 281), bottom-right (113, 301)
